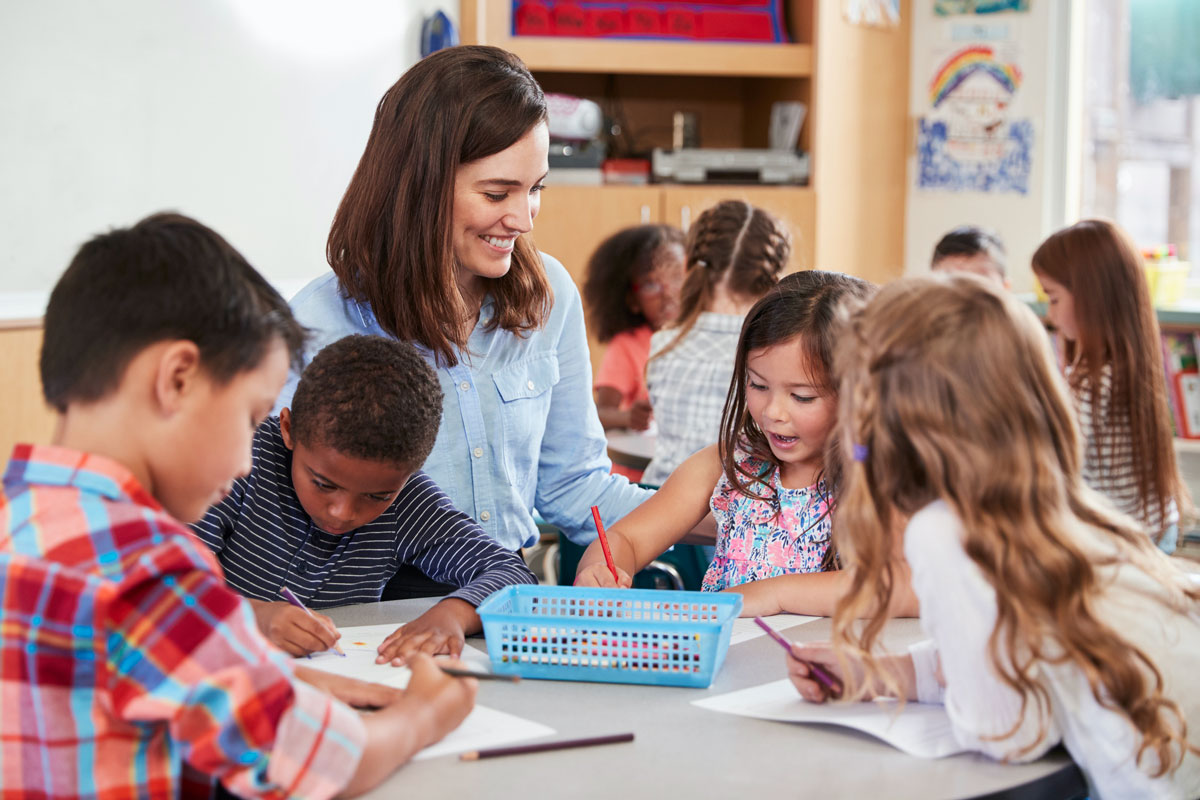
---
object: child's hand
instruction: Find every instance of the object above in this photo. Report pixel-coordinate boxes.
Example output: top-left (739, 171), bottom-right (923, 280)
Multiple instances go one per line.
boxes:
top-left (396, 654), bottom-right (477, 747)
top-left (786, 641), bottom-right (848, 703)
top-left (375, 598), bottom-right (475, 665)
top-left (293, 665), bottom-right (405, 710)
top-left (787, 642), bottom-right (917, 703)
top-left (252, 600), bottom-right (341, 657)
top-left (574, 562), bottom-right (633, 588)
top-left (627, 400), bottom-right (653, 431)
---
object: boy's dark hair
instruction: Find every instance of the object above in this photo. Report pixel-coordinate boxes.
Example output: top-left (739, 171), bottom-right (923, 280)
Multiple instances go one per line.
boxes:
top-left (931, 225), bottom-right (1007, 275)
top-left (289, 335), bottom-right (443, 470)
top-left (41, 212), bottom-right (307, 413)
top-left (583, 224), bottom-right (685, 343)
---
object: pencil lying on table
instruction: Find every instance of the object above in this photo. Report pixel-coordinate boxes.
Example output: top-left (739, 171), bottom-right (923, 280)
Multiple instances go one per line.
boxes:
top-left (439, 666), bottom-right (520, 683)
top-left (460, 732), bottom-right (635, 761)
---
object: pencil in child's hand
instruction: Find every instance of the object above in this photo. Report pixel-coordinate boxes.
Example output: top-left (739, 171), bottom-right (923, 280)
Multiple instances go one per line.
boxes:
top-left (439, 666), bottom-right (521, 683)
top-left (279, 585), bottom-right (346, 657)
top-left (753, 617), bottom-right (843, 698)
top-left (590, 505), bottom-right (621, 585)
top-left (460, 732), bottom-right (634, 761)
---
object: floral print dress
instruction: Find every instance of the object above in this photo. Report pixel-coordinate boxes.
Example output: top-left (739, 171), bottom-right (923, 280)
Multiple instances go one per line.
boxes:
top-left (701, 450), bottom-right (832, 592)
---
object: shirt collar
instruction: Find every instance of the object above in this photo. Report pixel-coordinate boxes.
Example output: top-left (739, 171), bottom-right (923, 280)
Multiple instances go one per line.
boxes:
top-left (4, 443), bottom-right (162, 512)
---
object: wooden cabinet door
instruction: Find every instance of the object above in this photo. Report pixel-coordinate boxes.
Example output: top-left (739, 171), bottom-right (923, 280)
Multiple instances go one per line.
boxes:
top-left (0, 326), bottom-right (57, 456)
top-left (530, 185), bottom-right (661, 378)
top-left (661, 185), bottom-right (817, 273)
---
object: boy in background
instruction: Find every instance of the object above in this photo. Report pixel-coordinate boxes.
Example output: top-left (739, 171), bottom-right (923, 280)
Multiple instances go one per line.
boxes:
top-left (0, 213), bottom-right (474, 798)
top-left (931, 225), bottom-right (1009, 288)
top-left (193, 334), bottom-right (537, 663)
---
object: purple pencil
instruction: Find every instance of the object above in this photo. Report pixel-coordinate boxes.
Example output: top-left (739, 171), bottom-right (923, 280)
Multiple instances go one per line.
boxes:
top-left (754, 616), bottom-right (843, 698)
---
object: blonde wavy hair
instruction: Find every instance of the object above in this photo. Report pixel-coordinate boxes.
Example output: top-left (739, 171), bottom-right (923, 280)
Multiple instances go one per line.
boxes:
top-left (831, 274), bottom-right (1200, 774)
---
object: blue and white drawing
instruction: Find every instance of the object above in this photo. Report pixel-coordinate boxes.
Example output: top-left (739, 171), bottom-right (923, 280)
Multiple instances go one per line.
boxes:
top-left (918, 118), bottom-right (1032, 193)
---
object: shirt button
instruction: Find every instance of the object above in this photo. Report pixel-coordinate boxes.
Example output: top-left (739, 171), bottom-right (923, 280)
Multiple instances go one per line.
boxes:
top-left (460, 381), bottom-right (470, 392)
top-left (473, 447), bottom-right (483, 458)
top-left (526, 380), bottom-right (535, 390)
top-left (480, 511), bottom-right (491, 522)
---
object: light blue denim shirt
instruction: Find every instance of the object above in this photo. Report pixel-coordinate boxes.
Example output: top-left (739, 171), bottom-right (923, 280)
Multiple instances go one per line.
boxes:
top-left (279, 253), bottom-right (651, 551)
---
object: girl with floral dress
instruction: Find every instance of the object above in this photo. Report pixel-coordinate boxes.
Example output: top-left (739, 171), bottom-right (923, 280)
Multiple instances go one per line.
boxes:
top-left (575, 270), bottom-right (919, 618)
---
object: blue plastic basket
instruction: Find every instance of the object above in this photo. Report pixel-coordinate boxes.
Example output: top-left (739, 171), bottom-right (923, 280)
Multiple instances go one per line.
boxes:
top-left (476, 585), bottom-right (742, 688)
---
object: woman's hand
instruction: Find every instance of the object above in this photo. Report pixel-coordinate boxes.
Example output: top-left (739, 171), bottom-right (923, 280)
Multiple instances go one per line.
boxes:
top-left (787, 641), bottom-right (917, 703)
top-left (376, 599), bottom-right (476, 665)
top-left (249, 599), bottom-right (341, 657)
top-left (574, 562), bottom-right (633, 588)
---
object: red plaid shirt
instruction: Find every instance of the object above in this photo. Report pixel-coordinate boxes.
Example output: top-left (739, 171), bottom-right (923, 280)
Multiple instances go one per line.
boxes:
top-left (0, 444), bottom-right (365, 799)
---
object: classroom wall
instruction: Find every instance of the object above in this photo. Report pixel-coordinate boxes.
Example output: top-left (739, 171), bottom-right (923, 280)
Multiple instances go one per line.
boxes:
top-left (0, 0), bottom-right (457, 303)
top-left (902, 1), bottom-right (1080, 292)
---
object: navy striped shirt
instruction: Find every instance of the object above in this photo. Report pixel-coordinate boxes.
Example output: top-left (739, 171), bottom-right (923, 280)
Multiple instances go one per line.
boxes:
top-left (191, 417), bottom-right (536, 609)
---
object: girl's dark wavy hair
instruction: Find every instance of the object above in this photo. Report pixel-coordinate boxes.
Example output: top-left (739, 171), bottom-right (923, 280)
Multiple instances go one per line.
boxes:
top-left (582, 224), bottom-right (684, 342)
top-left (717, 269), bottom-right (875, 570)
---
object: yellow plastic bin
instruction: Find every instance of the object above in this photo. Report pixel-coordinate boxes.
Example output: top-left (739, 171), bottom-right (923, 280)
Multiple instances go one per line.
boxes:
top-left (1146, 262), bottom-right (1190, 307)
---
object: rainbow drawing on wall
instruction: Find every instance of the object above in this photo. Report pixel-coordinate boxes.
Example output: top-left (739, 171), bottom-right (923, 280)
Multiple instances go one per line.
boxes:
top-left (929, 45), bottom-right (1021, 108)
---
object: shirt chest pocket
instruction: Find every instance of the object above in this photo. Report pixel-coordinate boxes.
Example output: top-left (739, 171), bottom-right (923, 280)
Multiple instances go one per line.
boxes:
top-left (491, 354), bottom-right (560, 477)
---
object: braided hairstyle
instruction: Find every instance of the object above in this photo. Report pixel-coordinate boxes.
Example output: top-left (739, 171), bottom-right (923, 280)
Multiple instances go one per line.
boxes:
top-left (831, 274), bottom-right (1200, 773)
top-left (650, 200), bottom-right (790, 362)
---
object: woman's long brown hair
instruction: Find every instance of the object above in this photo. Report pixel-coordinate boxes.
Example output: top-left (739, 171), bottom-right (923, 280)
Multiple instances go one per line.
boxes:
top-left (833, 275), bottom-right (1200, 774)
top-left (717, 270), bottom-right (875, 570)
top-left (649, 200), bottom-right (789, 363)
top-left (327, 45), bottom-right (551, 367)
top-left (1032, 219), bottom-right (1189, 538)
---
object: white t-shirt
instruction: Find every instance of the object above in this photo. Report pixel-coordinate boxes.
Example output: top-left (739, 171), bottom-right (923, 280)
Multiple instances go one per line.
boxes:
top-left (905, 501), bottom-right (1200, 800)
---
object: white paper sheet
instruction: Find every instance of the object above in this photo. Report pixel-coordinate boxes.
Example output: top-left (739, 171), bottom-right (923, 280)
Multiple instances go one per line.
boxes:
top-left (692, 679), bottom-right (965, 759)
top-left (298, 624), bottom-right (553, 760)
top-left (727, 614), bottom-right (820, 646)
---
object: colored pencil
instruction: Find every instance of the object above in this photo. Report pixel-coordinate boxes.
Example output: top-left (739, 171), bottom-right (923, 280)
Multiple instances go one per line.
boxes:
top-left (590, 505), bottom-right (621, 585)
top-left (439, 666), bottom-right (521, 683)
top-left (753, 616), bottom-right (843, 698)
top-left (460, 732), bottom-right (634, 761)
top-left (279, 585), bottom-right (346, 657)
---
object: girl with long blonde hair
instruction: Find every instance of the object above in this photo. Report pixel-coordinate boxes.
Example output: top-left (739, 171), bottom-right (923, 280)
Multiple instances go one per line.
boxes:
top-left (788, 275), bottom-right (1200, 797)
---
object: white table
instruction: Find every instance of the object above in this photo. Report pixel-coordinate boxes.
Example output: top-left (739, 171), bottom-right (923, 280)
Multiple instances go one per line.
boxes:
top-left (328, 599), bottom-right (1085, 800)
top-left (606, 429), bottom-right (656, 474)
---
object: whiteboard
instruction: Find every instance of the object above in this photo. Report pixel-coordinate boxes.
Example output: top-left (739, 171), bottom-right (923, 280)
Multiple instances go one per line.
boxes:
top-left (0, 0), bottom-right (456, 314)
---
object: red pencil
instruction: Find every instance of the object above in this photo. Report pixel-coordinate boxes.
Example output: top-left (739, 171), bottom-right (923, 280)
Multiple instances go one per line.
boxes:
top-left (590, 505), bottom-right (621, 585)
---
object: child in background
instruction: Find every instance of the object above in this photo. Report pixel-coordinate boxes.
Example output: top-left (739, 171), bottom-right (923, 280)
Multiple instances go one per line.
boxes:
top-left (642, 200), bottom-right (790, 487)
top-left (1032, 219), bottom-right (1189, 553)
top-left (583, 224), bottom-right (686, 433)
top-left (577, 272), bottom-right (918, 618)
top-left (930, 224), bottom-right (1008, 287)
top-left (193, 334), bottom-right (536, 663)
top-left (789, 275), bottom-right (1199, 797)
top-left (0, 214), bottom-right (474, 798)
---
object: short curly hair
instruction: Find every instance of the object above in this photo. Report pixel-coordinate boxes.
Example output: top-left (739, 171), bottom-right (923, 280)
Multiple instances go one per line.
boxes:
top-left (583, 224), bottom-right (685, 342)
top-left (289, 335), bottom-right (443, 469)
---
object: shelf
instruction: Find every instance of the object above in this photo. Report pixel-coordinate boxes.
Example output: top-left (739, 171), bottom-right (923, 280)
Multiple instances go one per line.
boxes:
top-left (461, 1), bottom-right (813, 78)
top-left (507, 38), bottom-right (812, 78)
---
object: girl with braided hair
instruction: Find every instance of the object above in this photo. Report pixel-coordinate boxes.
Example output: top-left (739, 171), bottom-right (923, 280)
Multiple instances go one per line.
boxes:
top-left (641, 200), bottom-right (790, 487)
top-left (788, 274), bottom-right (1200, 798)
top-left (577, 271), bottom-right (919, 618)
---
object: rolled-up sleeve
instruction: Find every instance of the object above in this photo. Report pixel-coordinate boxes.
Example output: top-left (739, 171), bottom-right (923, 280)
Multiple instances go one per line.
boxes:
top-left (533, 263), bottom-right (652, 544)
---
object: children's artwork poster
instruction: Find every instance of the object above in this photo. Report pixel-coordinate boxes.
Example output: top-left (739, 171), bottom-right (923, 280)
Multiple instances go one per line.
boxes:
top-left (842, 0), bottom-right (900, 28)
top-left (916, 44), bottom-right (1032, 194)
top-left (934, 0), bottom-right (1029, 15)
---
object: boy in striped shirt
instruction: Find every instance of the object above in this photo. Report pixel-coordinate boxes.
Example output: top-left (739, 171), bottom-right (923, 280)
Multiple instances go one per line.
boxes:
top-left (0, 214), bottom-right (475, 799)
top-left (192, 334), bottom-right (537, 663)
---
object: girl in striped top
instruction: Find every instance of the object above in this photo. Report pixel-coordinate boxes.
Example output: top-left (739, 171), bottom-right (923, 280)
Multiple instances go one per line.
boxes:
top-left (1033, 219), bottom-right (1190, 553)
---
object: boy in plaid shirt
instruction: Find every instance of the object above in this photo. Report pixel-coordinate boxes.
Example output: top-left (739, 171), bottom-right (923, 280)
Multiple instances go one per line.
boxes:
top-left (0, 213), bottom-right (475, 798)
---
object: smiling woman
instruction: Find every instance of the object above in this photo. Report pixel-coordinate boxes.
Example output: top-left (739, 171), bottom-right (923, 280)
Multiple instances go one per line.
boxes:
top-left (278, 46), bottom-right (651, 569)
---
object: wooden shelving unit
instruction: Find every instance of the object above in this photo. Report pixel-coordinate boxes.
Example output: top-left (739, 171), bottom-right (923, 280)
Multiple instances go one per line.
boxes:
top-left (461, 0), bottom-right (911, 372)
